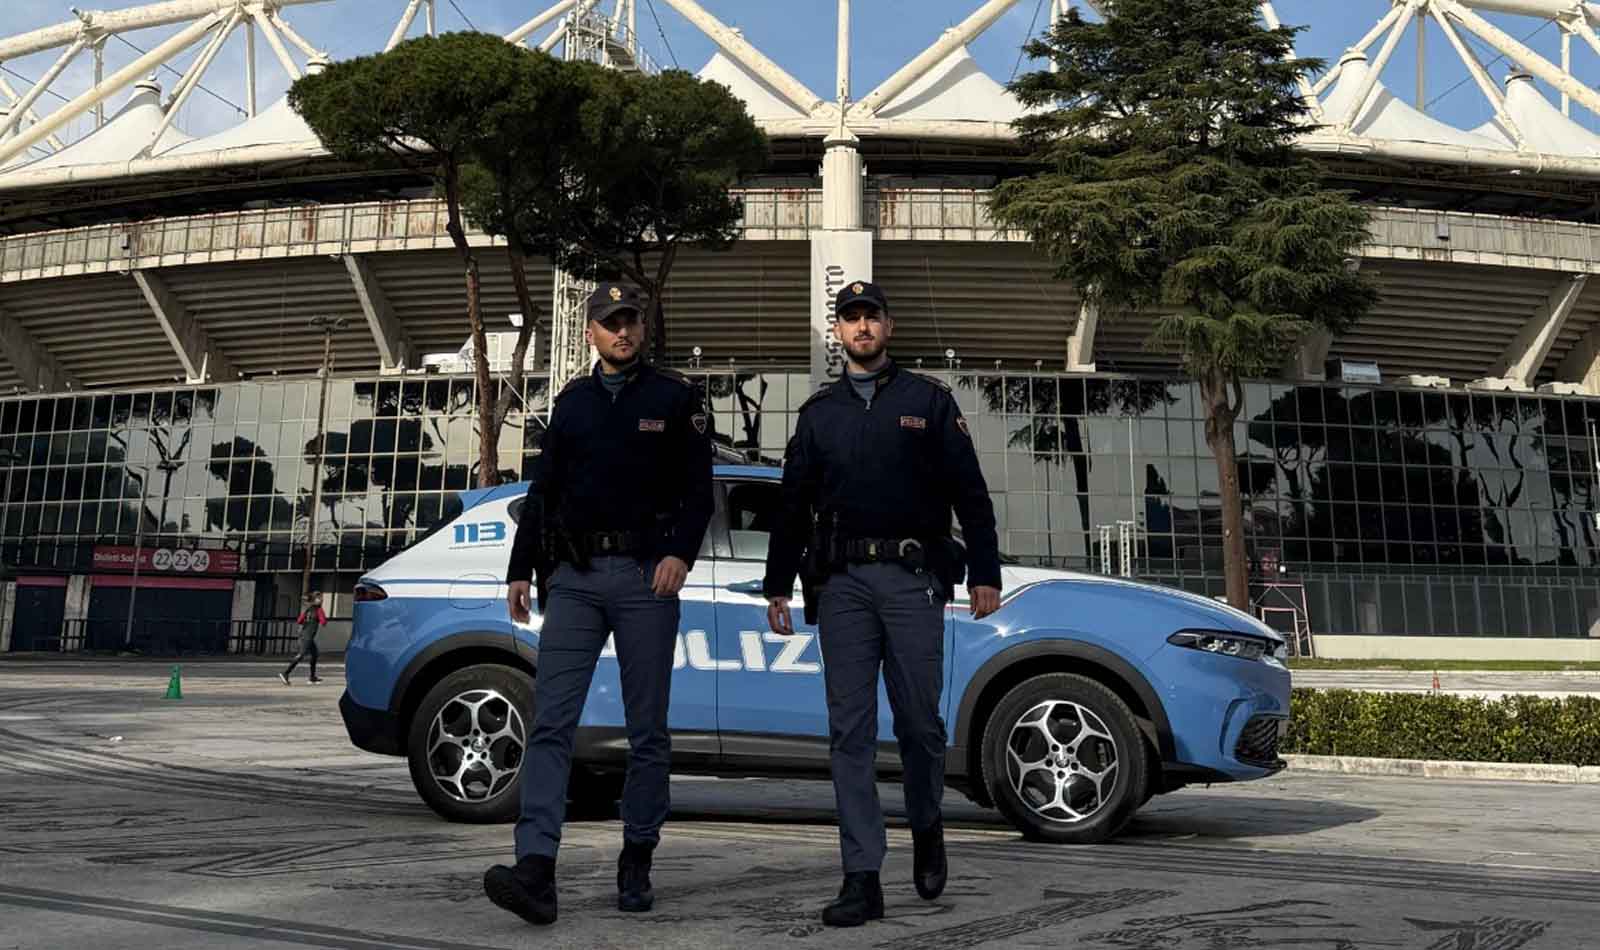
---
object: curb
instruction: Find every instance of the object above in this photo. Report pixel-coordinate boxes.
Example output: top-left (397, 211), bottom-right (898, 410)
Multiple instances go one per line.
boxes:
top-left (1284, 754), bottom-right (1600, 784)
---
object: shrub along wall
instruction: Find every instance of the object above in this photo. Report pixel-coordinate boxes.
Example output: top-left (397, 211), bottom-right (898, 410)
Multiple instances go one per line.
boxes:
top-left (1284, 689), bottom-right (1600, 766)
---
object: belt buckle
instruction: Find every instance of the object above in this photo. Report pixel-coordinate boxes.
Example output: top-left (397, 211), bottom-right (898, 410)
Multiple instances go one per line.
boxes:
top-left (898, 538), bottom-right (923, 559)
top-left (867, 542), bottom-right (878, 559)
top-left (600, 535), bottom-right (613, 552)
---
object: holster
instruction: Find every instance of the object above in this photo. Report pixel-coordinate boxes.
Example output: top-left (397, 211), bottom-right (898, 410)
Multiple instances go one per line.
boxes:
top-left (925, 536), bottom-right (968, 603)
top-left (800, 511), bottom-right (840, 627)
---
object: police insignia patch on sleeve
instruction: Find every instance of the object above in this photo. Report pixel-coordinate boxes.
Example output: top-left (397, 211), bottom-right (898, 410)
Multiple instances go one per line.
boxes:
top-left (691, 413), bottom-right (708, 434)
top-left (956, 415), bottom-right (971, 438)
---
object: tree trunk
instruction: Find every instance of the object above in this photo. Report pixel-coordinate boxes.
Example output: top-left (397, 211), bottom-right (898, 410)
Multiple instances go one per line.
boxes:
top-left (648, 242), bottom-right (678, 365)
top-left (1201, 372), bottom-right (1250, 610)
top-left (442, 163), bottom-right (496, 489)
top-left (496, 237), bottom-right (538, 461)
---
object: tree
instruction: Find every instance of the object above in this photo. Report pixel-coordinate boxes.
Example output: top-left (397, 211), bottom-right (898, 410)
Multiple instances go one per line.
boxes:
top-left (290, 33), bottom-right (535, 488)
top-left (495, 67), bottom-right (768, 362)
top-left (989, 0), bottom-right (1378, 608)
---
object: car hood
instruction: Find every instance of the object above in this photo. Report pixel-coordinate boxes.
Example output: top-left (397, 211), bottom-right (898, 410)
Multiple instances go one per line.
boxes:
top-left (997, 566), bottom-right (1284, 643)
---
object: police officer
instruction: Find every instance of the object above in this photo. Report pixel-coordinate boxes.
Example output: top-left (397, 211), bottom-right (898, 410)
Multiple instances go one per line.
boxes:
top-left (764, 280), bottom-right (1001, 927)
top-left (484, 283), bottom-right (713, 926)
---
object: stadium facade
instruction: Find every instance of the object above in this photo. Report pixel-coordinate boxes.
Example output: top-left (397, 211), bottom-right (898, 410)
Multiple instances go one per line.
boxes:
top-left (0, 0), bottom-right (1597, 658)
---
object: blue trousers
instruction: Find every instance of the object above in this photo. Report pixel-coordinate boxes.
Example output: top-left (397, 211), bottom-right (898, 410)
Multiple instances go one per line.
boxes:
top-left (515, 556), bottom-right (679, 860)
top-left (817, 561), bottom-right (948, 873)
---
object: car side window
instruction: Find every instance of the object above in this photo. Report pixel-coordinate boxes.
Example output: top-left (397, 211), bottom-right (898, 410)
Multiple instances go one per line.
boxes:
top-left (724, 480), bottom-right (782, 562)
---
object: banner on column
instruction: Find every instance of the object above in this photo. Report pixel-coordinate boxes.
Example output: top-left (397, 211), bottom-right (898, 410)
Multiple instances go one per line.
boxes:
top-left (810, 230), bottom-right (874, 387)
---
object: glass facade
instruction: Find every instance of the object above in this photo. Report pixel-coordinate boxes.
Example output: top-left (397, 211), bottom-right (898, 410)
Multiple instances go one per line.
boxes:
top-left (1, 369), bottom-right (1597, 638)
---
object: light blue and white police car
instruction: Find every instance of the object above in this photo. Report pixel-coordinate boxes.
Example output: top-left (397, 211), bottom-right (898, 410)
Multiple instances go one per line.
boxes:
top-left (339, 462), bottom-right (1291, 844)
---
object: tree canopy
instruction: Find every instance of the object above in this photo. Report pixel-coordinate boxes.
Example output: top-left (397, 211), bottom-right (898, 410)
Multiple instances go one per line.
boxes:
top-left (473, 66), bottom-right (769, 360)
top-left (990, 0), bottom-right (1378, 607)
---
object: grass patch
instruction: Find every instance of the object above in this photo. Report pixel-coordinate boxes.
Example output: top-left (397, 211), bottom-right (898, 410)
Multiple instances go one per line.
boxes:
top-left (1288, 658), bottom-right (1600, 673)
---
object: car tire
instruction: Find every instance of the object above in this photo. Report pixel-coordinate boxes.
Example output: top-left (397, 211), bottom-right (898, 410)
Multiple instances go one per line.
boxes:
top-left (407, 664), bottom-right (533, 824)
top-left (979, 672), bottom-right (1148, 844)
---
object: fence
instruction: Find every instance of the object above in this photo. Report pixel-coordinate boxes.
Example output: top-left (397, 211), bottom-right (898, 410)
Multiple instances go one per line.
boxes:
top-left (45, 617), bottom-right (311, 656)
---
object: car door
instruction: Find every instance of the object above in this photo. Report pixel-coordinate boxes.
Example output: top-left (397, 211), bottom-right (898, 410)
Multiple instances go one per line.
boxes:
top-left (710, 478), bottom-right (831, 766)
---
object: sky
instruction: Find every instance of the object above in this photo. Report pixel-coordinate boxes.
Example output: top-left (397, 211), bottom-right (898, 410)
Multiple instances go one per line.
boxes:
top-left (3, 0), bottom-right (1598, 152)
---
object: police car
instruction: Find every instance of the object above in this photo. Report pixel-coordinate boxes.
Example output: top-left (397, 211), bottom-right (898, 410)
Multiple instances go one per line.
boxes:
top-left (339, 463), bottom-right (1291, 844)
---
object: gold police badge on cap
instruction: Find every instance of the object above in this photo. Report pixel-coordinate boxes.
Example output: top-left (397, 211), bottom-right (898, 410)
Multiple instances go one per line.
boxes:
top-left (609, 286), bottom-right (623, 302)
top-left (852, 283), bottom-right (864, 295)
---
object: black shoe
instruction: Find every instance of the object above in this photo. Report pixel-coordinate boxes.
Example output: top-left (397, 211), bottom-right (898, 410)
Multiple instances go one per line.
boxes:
top-left (277, 672), bottom-right (290, 686)
top-left (484, 855), bottom-right (557, 926)
top-left (616, 841), bottom-right (655, 913)
top-left (308, 676), bottom-right (323, 684)
top-left (822, 871), bottom-right (884, 927)
top-left (913, 819), bottom-right (947, 900)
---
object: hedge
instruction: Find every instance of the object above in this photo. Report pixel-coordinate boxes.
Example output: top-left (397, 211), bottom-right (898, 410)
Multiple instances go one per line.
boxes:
top-left (1283, 688), bottom-right (1600, 766)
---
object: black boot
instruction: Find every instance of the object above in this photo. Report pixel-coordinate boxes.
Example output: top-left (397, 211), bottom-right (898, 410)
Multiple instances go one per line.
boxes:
top-left (616, 841), bottom-right (655, 912)
top-left (912, 819), bottom-right (947, 900)
top-left (822, 871), bottom-right (884, 927)
top-left (483, 854), bottom-right (557, 926)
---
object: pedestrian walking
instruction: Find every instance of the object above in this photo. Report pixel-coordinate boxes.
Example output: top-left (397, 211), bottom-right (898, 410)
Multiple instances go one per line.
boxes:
top-left (483, 283), bottom-right (713, 926)
top-left (763, 280), bottom-right (1002, 927)
top-left (279, 592), bottom-right (326, 685)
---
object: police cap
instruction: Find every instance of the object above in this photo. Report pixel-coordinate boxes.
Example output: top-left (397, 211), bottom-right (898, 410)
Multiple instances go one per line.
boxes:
top-left (588, 283), bottom-right (648, 323)
top-left (835, 280), bottom-right (888, 315)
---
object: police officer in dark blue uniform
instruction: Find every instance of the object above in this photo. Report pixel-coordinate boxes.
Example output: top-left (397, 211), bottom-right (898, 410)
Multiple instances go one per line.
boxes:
top-left (484, 283), bottom-right (713, 926)
top-left (763, 280), bottom-right (1002, 927)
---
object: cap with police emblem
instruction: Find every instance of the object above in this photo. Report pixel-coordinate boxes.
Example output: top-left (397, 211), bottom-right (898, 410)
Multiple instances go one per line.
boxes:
top-left (588, 283), bottom-right (648, 323)
top-left (835, 280), bottom-right (888, 315)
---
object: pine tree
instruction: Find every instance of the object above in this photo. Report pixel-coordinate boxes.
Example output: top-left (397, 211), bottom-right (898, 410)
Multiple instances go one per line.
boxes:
top-left (990, 0), bottom-right (1378, 608)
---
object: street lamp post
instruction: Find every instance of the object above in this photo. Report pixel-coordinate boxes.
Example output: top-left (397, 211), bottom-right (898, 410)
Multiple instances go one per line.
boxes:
top-left (301, 316), bottom-right (347, 604)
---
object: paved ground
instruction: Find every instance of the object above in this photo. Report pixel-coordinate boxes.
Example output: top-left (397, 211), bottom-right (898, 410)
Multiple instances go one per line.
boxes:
top-left (1292, 668), bottom-right (1600, 699)
top-left (0, 660), bottom-right (1595, 949)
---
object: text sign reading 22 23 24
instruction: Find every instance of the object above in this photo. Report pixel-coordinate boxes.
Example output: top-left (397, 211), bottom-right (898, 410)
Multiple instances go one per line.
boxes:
top-left (91, 546), bottom-right (240, 575)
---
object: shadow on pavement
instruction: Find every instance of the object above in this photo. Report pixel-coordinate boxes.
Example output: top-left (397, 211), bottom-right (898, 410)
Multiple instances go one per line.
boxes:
top-left (1127, 793), bottom-right (1381, 840)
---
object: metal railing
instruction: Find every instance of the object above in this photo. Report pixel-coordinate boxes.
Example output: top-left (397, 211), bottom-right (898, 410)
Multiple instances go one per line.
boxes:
top-left (12, 198), bottom-right (1593, 284)
top-left (40, 617), bottom-right (312, 656)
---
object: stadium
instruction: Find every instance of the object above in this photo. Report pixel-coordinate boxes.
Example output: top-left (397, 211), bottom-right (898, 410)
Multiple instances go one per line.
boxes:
top-left (0, 0), bottom-right (1596, 659)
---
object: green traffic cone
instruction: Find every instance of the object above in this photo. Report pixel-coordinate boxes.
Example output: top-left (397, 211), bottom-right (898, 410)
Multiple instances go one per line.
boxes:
top-left (163, 665), bottom-right (183, 701)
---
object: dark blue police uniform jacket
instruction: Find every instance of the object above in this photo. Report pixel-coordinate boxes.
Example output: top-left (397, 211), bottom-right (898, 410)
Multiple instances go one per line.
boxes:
top-left (764, 360), bottom-right (1002, 598)
top-left (508, 362), bottom-right (713, 582)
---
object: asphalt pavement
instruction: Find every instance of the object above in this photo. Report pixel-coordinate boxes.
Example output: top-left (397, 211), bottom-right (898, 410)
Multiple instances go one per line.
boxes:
top-left (0, 659), bottom-right (1594, 949)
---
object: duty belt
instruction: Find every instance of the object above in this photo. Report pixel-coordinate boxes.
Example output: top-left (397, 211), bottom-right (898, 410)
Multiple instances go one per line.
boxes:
top-left (582, 530), bottom-right (649, 556)
top-left (842, 537), bottom-right (924, 564)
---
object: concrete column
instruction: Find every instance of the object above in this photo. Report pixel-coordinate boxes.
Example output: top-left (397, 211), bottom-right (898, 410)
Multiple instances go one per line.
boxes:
top-left (64, 575), bottom-right (89, 622)
top-left (0, 581), bottom-right (14, 652)
top-left (1283, 328), bottom-right (1334, 382)
top-left (821, 119), bottom-right (863, 230)
top-left (1066, 296), bottom-right (1099, 372)
top-left (230, 579), bottom-right (256, 654)
top-left (811, 115), bottom-right (873, 388)
top-left (1476, 273), bottom-right (1587, 391)
top-left (1556, 324), bottom-right (1600, 393)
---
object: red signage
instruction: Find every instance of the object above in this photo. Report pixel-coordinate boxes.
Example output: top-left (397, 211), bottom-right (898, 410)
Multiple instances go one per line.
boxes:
top-left (92, 546), bottom-right (241, 576)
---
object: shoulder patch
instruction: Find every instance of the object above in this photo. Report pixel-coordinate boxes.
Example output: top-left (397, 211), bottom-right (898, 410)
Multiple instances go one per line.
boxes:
top-left (909, 372), bottom-right (953, 393)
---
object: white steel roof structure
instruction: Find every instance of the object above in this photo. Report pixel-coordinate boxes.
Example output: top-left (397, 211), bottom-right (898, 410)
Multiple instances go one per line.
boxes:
top-left (0, 1), bottom-right (1599, 398)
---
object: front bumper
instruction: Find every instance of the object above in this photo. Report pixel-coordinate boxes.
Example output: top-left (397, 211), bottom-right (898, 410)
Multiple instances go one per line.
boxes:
top-left (1151, 644), bottom-right (1292, 782)
top-left (339, 689), bottom-right (404, 757)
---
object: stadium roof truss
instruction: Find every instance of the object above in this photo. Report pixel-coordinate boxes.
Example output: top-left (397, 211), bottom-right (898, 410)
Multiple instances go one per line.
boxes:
top-left (2, 2), bottom-right (1600, 396)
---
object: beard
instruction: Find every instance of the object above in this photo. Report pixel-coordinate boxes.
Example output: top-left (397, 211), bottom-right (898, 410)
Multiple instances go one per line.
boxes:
top-left (842, 336), bottom-right (886, 363)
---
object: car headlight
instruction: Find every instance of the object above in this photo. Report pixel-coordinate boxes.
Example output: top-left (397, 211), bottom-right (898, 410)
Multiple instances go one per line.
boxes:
top-left (1167, 629), bottom-right (1273, 662)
